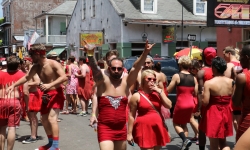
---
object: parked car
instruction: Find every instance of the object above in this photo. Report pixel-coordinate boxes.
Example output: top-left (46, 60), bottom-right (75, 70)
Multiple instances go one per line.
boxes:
top-left (123, 56), bottom-right (179, 117)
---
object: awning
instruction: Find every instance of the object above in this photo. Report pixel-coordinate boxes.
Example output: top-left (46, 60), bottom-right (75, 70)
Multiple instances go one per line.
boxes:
top-left (13, 36), bottom-right (24, 41)
top-left (47, 47), bottom-right (65, 56)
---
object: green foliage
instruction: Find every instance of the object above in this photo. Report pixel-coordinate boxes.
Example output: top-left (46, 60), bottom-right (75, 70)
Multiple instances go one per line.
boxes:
top-left (0, 18), bottom-right (4, 24)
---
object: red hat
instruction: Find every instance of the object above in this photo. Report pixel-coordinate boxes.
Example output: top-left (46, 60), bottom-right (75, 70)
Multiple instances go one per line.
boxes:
top-left (24, 57), bottom-right (32, 62)
top-left (203, 47), bottom-right (217, 65)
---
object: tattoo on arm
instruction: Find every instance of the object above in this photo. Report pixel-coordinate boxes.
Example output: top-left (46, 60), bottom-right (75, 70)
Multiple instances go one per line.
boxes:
top-left (88, 56), bottom-right (104, 83)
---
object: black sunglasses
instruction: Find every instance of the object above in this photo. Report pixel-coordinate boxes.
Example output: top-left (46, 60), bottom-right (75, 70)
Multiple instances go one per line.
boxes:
top-left (110, 67), bottom-right (123, 72)
top-left (146, 77), bottom-right (156, 82)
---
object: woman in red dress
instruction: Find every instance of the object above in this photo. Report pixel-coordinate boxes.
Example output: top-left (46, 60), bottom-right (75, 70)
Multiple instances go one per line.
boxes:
top-left (127, 69), bottom-right (171, 150)
top-left (167, 56), bottom-right (198, 150)
top-left (202, 57), bottom-right (233, 150)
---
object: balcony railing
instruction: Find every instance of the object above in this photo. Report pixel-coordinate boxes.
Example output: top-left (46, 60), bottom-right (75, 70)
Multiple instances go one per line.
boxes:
top-left (35, 35), bottom-right (66, 44)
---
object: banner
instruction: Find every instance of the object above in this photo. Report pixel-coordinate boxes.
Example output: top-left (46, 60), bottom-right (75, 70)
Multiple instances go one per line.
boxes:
top-left (80, 32), bottom-right (103, 47)
top-left (162, 27), bottom-right (175, 43)
top-left (207, 0), bottom-right (250, 26)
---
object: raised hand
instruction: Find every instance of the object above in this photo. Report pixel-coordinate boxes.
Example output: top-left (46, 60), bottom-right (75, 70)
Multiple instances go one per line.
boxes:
top-left (81, 40), bottom-right (96, 56)
top-left (144, 39), bottom-right (155, 53)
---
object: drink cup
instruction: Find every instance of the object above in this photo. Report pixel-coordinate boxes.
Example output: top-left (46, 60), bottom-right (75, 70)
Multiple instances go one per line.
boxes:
top-left (93, 123), bottom-right (97, 132)
top-left (86, 44), bottom-right (95, 56)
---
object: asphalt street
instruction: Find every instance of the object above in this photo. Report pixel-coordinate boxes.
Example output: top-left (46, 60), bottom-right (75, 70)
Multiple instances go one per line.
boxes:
top-left (10, 109), bottom-right (236, 150)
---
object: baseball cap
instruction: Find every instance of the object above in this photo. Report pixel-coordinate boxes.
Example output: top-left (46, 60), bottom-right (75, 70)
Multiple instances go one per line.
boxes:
top-left (50, 52), bottom-right (58, 57)
top-left (203, 47), bottom-right (217, 65)
top-left (147, 55), bottom-right (154, 62)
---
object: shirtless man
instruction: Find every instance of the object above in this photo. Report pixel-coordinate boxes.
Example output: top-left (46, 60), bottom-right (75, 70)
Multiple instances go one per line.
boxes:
top-left (6, 44), bottom-right (67, 150)
top-left (22, 57), bottom-right (42, 144)
top-left (75, 56), bottom-right (92, 116)
top-left (233, 45), bottom-right (250, 142)
top-left (223, 46), bottom-right (241, 137)
top-left (131, 55), bottom-right (164, 93)
top-left (85, 40), bottom-right (155, 150)
top-left (0, 56), bottom-right (26, 150)
top-left (197, 47), bottom-right (217, 150)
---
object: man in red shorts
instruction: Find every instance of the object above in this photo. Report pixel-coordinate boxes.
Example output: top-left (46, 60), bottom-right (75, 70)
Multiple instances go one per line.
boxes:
top-left (84, 40), bottom-right (155, 150)
top-left (0, 56), bottom-right (26, 150)
top-left (6, 44), bottom-right (67, 150)
top-left (197, 47), bottom-right (217, 150)
top-left (22, 57), bottom-right (42, 144)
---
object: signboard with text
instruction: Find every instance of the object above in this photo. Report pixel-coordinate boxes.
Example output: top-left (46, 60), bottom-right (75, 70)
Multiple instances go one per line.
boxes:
top-left (162, 27), bottom-right (175, 43)
top-left (80, 32), bottom-right (103, 47)
top-left (207, 0), bottom-right (250, 26)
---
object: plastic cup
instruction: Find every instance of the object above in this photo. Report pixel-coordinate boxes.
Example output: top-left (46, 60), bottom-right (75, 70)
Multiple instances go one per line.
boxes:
top-left (93, 123), bottom-right (97, 132)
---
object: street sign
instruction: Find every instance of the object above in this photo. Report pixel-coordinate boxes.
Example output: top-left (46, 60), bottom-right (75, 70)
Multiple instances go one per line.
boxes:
top-left (187, 34), bottom-right (196, 41)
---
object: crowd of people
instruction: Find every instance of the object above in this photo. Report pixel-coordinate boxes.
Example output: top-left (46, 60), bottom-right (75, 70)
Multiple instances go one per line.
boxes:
top-left (0, 41), bottom-right (250, 150)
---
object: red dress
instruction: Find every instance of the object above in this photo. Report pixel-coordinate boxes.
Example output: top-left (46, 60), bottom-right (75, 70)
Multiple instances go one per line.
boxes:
top-left (133, 91), bottom-right (170, 148)
top-left (77, 70), bottom-right (93, 100)
top-left (230, 61), bottom-right (241, 112)
top-left (199, 67), bottom-right (213, 132)
top-left (236, 70), bottom-right (250, 141)
top-left (97, 96), bottom-right (128, 142)
top-left (173, 73), bottom-right (195, 124)
top-left (203, 96), bottom-right (233, 138)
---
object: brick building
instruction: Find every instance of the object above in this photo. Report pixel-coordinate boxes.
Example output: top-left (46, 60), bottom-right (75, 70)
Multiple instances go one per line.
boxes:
top-left (0, 0), bottom-right (65, 57)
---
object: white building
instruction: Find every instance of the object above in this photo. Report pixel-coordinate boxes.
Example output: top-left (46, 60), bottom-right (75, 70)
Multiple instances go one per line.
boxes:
top-left (67, 0), bottom-right (216, 58)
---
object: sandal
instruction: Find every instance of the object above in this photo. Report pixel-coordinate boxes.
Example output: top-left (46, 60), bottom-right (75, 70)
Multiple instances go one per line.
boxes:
top-left (60, 110), bottom-right (69, 114)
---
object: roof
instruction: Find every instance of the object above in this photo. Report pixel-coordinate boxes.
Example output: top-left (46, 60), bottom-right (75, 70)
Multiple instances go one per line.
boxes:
top-left (110, 0), bottom-right (206, 26)
top-left (34, 0), bottom-right (77, 19)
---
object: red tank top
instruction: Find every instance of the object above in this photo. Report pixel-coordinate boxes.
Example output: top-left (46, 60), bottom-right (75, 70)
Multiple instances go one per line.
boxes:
top-left (202, 67), bottom-right (213, 82)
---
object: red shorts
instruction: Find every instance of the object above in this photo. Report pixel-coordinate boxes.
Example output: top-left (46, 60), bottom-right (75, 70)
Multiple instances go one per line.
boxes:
top-left (29, 91), bottom-right (42, 112)
top-left (0, 99), bottom-right (21, 127)
top-left (40, 87), bottom-right (65, 115)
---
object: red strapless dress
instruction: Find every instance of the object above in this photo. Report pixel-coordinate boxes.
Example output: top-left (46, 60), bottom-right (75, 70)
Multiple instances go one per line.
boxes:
top-left (236, 70), bottom-right (250, 141)
top-left (202, 96), bottom-right (233, 138)
top-left (97, 96), bottom-right (128, 142)
top-left (133, 91), bottom-right (170, 148)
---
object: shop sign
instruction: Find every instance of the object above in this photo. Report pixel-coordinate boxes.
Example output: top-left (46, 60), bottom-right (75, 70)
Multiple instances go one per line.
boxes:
top-left (80, 32), bottom-right (103, 47)
top-left (162, 27), bottom-right (175, 43)
top-left (207, 0), bottom-right (250, 26)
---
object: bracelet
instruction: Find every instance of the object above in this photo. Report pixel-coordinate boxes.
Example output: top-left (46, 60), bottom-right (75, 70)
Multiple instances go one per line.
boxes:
top-left (91, 114), bottom-right (96, 117)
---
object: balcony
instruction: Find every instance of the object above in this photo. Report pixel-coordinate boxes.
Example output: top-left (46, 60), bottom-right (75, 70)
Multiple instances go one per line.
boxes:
top-left (35, 35), bottom-right (66, 45)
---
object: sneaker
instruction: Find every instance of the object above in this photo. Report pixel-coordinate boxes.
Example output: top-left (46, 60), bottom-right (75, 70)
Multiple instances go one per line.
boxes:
top-left (190, 137), bottom-right (198, 142)
top-left (196, 140), bottom-right (199, 145)
top-left (181, 139), bottom-right (192, 150)
top-left (22, 137), bottom-right (37, 144)
top-left (78, 111), bottom-right (87, 116)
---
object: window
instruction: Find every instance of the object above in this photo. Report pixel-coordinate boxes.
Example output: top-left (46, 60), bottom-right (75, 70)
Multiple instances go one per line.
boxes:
top-left (141, 0), bottom-right (157, 14)
top-left (91, 0), bottom-right (96, 17)
top-left (82, 0), bottom-right (86, 20)
top-left (193, 0), bottom-right (207, 16)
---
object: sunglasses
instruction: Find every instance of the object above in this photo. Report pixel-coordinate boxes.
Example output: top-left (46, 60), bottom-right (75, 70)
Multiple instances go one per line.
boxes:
top-left (145, 77), bottom-right (156, 82)
top-left (110, 67), bottom-right (123, 72)
top-left (144, 62), bottom-right (151, 65)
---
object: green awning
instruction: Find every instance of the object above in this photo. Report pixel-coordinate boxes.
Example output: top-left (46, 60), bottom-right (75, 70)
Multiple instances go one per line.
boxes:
top-left (47, 47), bottom-right (65, 56)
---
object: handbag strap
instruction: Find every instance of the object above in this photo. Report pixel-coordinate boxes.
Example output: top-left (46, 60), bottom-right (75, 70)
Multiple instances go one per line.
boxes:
top-left (139, 92), bottom-right (168, 129)
top-left (138, 92), bottom-right (161, 115)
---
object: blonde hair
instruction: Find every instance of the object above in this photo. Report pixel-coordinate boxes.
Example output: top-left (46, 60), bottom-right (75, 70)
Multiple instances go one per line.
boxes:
top-left (235, 48), bottom-right (240, 60)
top-left (178, 55), bottom-right (191, 69)
top-left (141, 69), bottom-right (156, 87)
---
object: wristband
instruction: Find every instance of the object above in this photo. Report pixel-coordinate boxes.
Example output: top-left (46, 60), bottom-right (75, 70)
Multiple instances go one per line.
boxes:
top-left (87, 50), bottom-right (94, 57)
top-left (91, 114), bottom-right (96, 117)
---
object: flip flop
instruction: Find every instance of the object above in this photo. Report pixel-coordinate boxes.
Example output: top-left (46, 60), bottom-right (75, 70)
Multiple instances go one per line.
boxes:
top-left (60, 110), bottom-right (69, 114)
